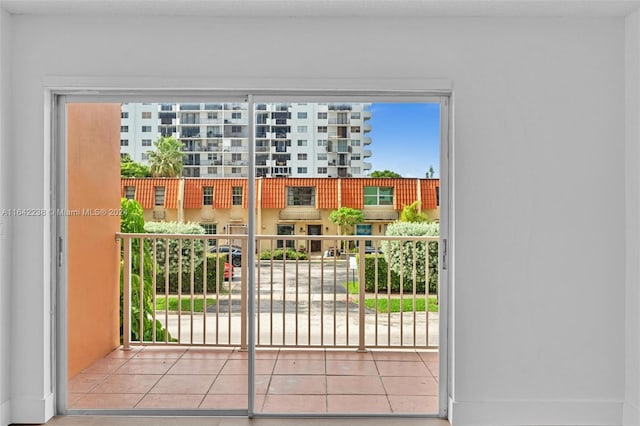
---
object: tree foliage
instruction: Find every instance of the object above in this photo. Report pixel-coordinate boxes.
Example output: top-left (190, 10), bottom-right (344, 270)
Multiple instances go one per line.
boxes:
top-left (119, 198), bottom-right (174, 342)
top-left (400, 200), bottom-right (430, 223)
top-left (370, 169), bottom-right (402, 178)
top-left (143, 221), bottom-right (206, 277)
top-left (121, 154), bottom-right (151, 177)
top-left (380, 221), bottom-right (439, 293)
top-left (328, 207), bottom-right (364, 235)
top-left (147, 136), bottom-right (185, 177)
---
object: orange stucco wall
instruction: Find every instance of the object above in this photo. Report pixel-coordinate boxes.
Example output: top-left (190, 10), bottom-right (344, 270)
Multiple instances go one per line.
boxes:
top-left (67, 103), bottom-right (121, 378)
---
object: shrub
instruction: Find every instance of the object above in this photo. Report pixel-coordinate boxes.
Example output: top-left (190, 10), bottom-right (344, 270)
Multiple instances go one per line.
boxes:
top-left (259, 249), bottom-right (308, 260)
top-left (379, 221), bottom-right (439, 293)
top-left (119, 198), bottom-right (175, 342)
top-left (144, 221), bottom-right (206, 277)
top-left (155, 253), bottom-right (227, 294)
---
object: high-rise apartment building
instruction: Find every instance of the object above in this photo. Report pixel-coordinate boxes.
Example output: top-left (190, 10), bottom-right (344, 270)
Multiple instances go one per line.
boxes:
top-left (120, 102), bottom-right (373, 178)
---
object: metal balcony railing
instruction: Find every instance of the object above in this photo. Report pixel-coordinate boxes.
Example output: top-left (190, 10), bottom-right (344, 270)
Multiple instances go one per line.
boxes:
top-left (118, 233), bottom-right (439, 350)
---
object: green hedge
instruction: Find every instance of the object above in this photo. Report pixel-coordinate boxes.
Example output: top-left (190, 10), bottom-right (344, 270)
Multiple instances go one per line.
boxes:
top-left (259, 249), bottom-right (308, 260)
top-left (361, 253), bottom-right (438, 293)
top-left (155, 253), bottom-right (227, 294)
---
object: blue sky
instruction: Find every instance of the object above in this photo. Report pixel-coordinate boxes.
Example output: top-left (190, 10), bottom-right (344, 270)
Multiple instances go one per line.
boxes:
top-left (367, 103), bottom-right (440, 178)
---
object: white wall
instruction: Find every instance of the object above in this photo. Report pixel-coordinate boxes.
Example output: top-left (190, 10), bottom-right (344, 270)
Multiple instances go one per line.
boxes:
top-left (626, 11), bottom-right (640, 426)
top-left (6, 14), bottom-right (627, 425)
top-left (0, 8), bottom-right (12, 426)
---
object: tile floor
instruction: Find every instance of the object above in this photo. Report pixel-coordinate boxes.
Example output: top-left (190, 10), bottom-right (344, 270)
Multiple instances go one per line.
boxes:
top-left (68, 346), bottom-right (439, 414)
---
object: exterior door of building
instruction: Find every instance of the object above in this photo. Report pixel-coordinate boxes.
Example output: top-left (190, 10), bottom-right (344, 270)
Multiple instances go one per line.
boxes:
top-left (307, 225), bottom-right (322, 252)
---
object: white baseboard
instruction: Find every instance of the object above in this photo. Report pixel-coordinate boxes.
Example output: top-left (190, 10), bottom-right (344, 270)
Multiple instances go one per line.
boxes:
top-left (451, 400), bottom-right (623, 426)
top-left (624, 400), bottom-right (640, 426)
top-left (10, 393), bottom-right (55, 425)
top-left (0, 399), bottom-right (10, 426)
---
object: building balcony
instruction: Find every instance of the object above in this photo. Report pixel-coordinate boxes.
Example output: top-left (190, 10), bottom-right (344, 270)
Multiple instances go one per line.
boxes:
top-left (363, 149), bottom-right (372, 158)
top-left (71, 233), bottom-right (439, 412)
top-left (363, 137), bottom-right (372, 145)
top-left (363, 124), bottom-right (372, 133)
top-left (362, 162), bottom-right (372, 170)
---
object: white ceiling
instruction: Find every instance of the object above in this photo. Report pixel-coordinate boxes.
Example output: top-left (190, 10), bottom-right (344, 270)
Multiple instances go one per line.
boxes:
top-left (2, 0), bottom-right (640, 18)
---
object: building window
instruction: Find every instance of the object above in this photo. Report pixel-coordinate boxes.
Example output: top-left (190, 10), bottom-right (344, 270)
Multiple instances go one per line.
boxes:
top-left (317, 139), bottom-right (327, 147)
top-left (142, 126), bottom-right (152, 132)
top-left (208, 167), bottom-right (217, 175)
top-left (124, 186), bottom-right (135, 199)
top-left (352, 167), bottom-right (361, 174)
top-left (121, 112), bottom-right (129, 119)
top-left (141, 153), bottom-right (149, 161)
top-left (287, 187), bottom-right (315, 206)
top-left (351, 154), bottom-right (361, 161)
top-left (141, 111), bottom-right (152, 119)
top-left (142, 139), bottom-right (152, 147)
top-left (232, 112), bottom-right (241, 119)
top-left (203, 186), bottom-right (213, 205)
top-left (297, 153), bottom-right (307, 160)
top-left (297, 112), bottom-right (307, 119)
top-left (231, 139), bottom-right (242, 147)
top-left (208, 112), bottom-right (218, 120)
top-left (201, 223), bottom-right (217, 246)
top-left (317, 153), bottom-right (327, 161)
top-left (351, 126), bottom-right (361, 133)
top-left (121, 125), bottom-right (128, 132)
top-left (317, 112), bottom-right (327, 119)
top-left (351, 139), bottom-right (361, 146)
top-left (317, 126), bottom-right (327, 133)
top-left (351, 112), bottom-right (361, 119)
top-left (120, 139), bottom-right (129, 146)
top-left (232, 186), bottom-right (243, 206)
top-left (231, 153), bottom-right (243, 162)
top-left (231, 126), bottom-right (242, 133)
top-left (231, 167), bottom-right (242, 174)
top-left (364, 186), bottom-right (393, 206)
top-left (297, 167), bottom-right (307, 174)
top-left (317, 167), bottom-right (327, 174)
top-left (277, 224), bottom-right (295, 249)
top-left (297, 139), bottom-right (307, 147)
top-left (154, 187), bottom-right (165, 206)
top-left (297, 126), bottom-right (308, 133)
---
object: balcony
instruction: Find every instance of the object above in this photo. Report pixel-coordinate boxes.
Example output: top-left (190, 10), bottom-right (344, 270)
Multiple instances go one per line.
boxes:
top-left (68, 233), bottom-right (440, 413)
top-left (363, 149), bottom-right (372, 158)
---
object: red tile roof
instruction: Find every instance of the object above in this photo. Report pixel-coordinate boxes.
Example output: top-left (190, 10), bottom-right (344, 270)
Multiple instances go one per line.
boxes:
top-left (421, 179), bottom-right (440, 209)
top-left (183, 178), bottom-right (249, 209)
top-left (121, 177), bottom-right (439, 212)
top-left (121, 178), bottom-right (179, 209)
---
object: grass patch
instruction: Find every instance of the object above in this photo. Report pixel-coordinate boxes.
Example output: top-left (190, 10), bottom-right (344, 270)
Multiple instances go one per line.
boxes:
top-left (155, 296), bottom-right (217, 312)
top-left (364, 297), bottom-right (438, 313)
top-left (345, 282), bottom-right (438, 313)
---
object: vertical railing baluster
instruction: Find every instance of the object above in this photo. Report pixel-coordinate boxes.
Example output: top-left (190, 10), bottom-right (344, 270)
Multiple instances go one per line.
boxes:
top-left (399, 241), bottom-right (404, 347)
top-left (269, 239), bottom-right (274, 346)
top-left (358, 240), bottom-right (366, 351)
top-left (307, 238), bottom-right (312, 346)
top-left (190, 239), bottom-right (195, 345)
top-left (240, 237), bottom-right (247, 351)
top-left (152, 238), bottom-right (157, 343)
top-left (215, 245), bottom-right (220, 345)
top-left (425, 238), bottom-right (430, 347)
top-left (257, 237), bottom-right (262, 346)
top-left (412, 240), bottom-right (418, 348)
top-left (295, 243), bottom-right (299, 347)
top-left (177, 238), bottom-right (182, 344)
top-left (122, 236), bottom-right (131, 350)
top-left (138, 237), bottom-right (144, 343)
top-left (282, 239), bottom-right (286, 346)
top-left (203, 238), bottom-right (207, 345)
top-left (164, 239), bottom-right (169, 344)
top-left (374, 240), bottom-right (379, 347)
top-left (320, 242), bottom-right (324, 347)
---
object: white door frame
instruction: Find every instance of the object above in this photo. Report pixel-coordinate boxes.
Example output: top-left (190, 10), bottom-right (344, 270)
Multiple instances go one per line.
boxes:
top-left (50, 87), bottom-right (453, 419)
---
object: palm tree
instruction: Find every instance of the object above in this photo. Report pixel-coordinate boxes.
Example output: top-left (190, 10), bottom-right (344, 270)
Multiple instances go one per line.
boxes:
top-left (147, 136), bottom-right (185, 177)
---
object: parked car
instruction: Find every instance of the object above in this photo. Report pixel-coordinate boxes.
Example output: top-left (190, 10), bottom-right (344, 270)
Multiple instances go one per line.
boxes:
top-left (224, 262), bottom-right (234, 279)
top-left (209, 245), bottom-right (242, 267)
top-left (364, 245), bottom-right (383, 254)
top-left (323, 247), bottom-right (343, 258)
